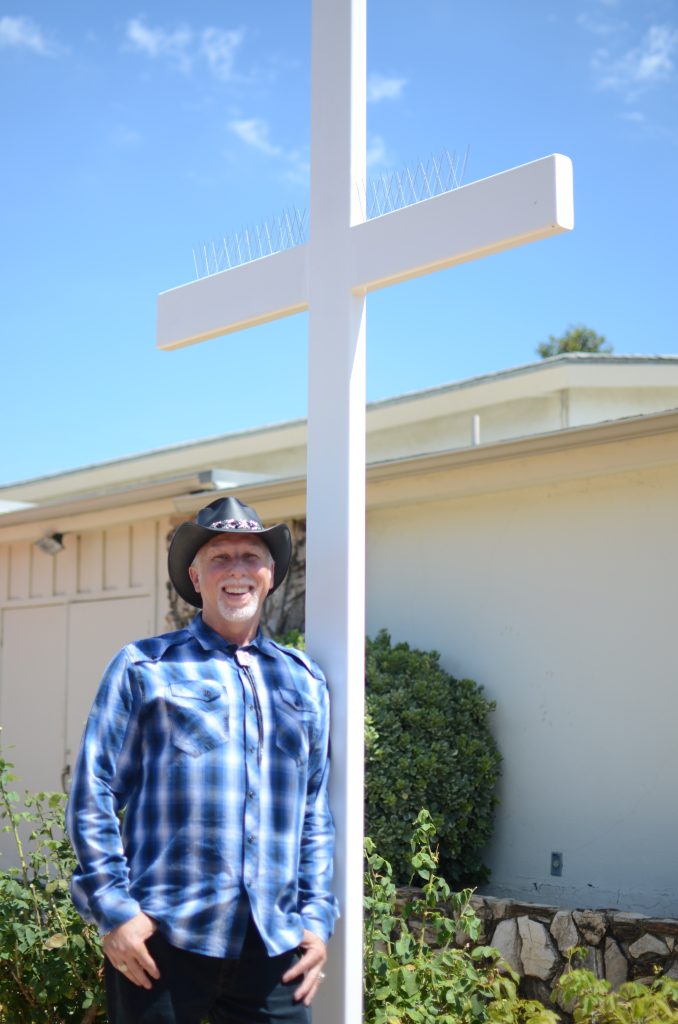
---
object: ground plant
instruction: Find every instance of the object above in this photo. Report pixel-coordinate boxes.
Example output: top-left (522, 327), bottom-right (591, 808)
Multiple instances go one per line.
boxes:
top-left (0, 753), bottom-right (675, 1022)
top-left (364, 810), bottom-right (678, 1024)
top-left (364, 807), bottom-right (558, 1024)
top-left (553, 961), bottom-right (678, 1023)
top-left (0, 754), bottom-right (105, 1023)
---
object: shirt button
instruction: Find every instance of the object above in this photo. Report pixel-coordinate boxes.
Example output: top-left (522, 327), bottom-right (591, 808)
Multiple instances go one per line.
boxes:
top-left (247, 834), bottom-right (255, 844)
top-left (248, 745), bottom-right (256, 754)
top-left (248, 790), bottom-right (255, 799)
top-left (248, 703), bottom-right (255, 711)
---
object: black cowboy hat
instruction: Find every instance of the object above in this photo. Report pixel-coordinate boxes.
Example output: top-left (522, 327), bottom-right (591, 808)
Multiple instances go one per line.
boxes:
top-left (168, 496), bottom-right (291, 608)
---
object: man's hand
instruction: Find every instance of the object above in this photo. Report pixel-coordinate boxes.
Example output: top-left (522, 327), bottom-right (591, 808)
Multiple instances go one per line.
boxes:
top-left (282, 929), bottom-right (327, 1006)
top-left (102, 912), bottom-right (160, 990)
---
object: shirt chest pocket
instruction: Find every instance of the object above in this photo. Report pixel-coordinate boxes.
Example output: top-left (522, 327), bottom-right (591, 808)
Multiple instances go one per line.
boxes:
top-left (167, 681), bottom-right (229, 757)
top-left (272, 688), bottom-right (318, 766)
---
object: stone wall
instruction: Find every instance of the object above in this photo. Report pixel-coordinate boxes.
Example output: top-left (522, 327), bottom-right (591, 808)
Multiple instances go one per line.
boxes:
top-left (468, 894), bottom-right (678, 1004)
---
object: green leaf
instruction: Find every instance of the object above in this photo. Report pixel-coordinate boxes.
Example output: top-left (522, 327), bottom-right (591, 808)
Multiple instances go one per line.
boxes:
top-left (399, 966), bottom-right (419, 998)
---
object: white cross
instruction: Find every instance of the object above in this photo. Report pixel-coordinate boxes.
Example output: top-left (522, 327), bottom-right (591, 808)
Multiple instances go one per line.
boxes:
top-left (157, 2), bottom-right (573, 1021)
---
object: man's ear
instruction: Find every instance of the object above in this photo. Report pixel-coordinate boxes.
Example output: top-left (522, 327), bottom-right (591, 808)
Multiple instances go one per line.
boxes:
top-left (188, 564), bottom-right (201, 593)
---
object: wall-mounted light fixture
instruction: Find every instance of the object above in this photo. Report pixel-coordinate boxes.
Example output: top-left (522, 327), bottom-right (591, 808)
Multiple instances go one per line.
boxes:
top-left (35, 532), bottom-right (66, 556)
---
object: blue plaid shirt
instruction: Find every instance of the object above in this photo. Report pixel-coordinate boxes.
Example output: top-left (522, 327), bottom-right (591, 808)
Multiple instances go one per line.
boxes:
top-left (66, 615), bottom-right (338, 958)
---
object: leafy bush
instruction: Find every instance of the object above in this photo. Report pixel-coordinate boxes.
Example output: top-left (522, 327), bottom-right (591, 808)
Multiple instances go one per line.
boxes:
top-left (365, 630), bottom-right (501, 885)
top-left (553, 963), bottom-right (678, 1023)
top-left (0, 750), bottom-right (675, 1024)
top-left (365, 812), bottom-right (678, 1024)
top-left (0, 755), bottom-right (105, 1023)
top-left (364, 808), bottom-right (558, 1024)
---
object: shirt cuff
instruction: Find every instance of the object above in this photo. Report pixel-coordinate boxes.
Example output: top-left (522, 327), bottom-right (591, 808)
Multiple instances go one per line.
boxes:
top-left (93, 892), bottom-right (143, 936)
top-left (300, 909), bottom-right (335, 945)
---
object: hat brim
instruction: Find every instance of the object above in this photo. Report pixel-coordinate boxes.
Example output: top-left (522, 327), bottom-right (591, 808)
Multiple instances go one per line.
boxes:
top-left (168, 521), bottom-right (292, 608)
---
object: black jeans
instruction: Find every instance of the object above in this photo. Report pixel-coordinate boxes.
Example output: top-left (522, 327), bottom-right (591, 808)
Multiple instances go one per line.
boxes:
top-left (104, 921), bottom-right (312, 1024)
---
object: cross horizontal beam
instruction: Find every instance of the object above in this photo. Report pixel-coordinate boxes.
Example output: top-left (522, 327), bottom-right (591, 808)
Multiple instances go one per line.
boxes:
top-left (157, 244), bottom-right (309, 352)
top-left (156, 154), bottom-right (573, 352)
top-left (350, 153), bottom-right (573, 293)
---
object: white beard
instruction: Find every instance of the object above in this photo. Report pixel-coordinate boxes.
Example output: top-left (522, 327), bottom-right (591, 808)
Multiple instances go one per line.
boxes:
top-left (216, 590), bottom-right (262, 623)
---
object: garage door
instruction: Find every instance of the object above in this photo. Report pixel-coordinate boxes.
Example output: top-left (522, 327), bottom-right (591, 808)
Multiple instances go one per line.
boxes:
top-left (0, 595), bottom-right (153, 796)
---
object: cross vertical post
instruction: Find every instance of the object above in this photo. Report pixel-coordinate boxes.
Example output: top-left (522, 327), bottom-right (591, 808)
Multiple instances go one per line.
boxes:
top-left (305, 2), bottom-right (366, 1021)
top-left (156, 4), bottom-right (573, 1021)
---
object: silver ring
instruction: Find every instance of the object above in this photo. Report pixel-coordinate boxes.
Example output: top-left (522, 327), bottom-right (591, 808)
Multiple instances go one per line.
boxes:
top-left (319, 971), bottom-right (326, 980)
top-left (118, 963), bottom-right (129, 973)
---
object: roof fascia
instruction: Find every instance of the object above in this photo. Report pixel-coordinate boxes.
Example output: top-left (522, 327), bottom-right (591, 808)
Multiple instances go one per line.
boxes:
top-left (2, 408), bottom-right (677, 542)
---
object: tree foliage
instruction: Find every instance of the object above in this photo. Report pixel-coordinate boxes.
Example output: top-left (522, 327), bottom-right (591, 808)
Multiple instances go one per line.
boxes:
top-left (537, 325), bottom-right (612, 359)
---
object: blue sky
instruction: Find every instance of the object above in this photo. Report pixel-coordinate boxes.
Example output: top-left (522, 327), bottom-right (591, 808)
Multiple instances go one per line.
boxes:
top-left (1, 0), bottom-right (677, 487)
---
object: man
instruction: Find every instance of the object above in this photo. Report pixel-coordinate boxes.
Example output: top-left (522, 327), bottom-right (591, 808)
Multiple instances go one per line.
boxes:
top-left (66, 496), bottom-right (338, 1024)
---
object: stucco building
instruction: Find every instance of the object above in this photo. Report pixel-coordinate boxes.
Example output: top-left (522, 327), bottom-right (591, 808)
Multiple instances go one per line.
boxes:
top-left (2, 353), bottom-right (677, 914)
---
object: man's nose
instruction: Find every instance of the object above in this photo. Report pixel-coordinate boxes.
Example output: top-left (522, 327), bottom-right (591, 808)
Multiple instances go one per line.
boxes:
top-left (228, 555), bottom-right (249, 572)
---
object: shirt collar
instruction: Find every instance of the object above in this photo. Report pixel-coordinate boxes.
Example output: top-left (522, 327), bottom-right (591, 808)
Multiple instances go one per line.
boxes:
top-left (188, 614), bottom-right (275, 659)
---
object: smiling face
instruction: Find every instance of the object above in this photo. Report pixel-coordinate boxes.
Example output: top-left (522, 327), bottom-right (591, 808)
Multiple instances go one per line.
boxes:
top-left (187, 533), bottom-right (275, 645)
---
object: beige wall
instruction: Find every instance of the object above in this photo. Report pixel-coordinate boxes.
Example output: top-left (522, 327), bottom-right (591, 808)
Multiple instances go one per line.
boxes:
top-left (365, 462), bottom-right (678, 916)
top-left (1, 413), bottom-right (677, 916)
top-left (0, 516), bottom-right (170, 804)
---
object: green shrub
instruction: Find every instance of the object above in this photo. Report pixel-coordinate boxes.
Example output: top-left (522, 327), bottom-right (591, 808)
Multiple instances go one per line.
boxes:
top-left (553, 962), bottom-right (678, 1022)
top-left (365, 629), bottom-right (501, 885)
top-left (0, 755), bottom-right (105, 1023)
top-left (364, 812), bottom-right (678, 1024)
top-left (364, 808), bottom-right (558, 1024)
top-left (0, 750), bottom-right (675, 1024)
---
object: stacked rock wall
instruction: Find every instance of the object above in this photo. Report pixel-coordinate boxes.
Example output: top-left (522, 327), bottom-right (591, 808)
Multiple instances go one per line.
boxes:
top-left (468, 895), bottom-right (678, 1004)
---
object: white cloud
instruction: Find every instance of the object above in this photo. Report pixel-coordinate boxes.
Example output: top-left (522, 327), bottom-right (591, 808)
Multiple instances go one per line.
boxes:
top-left (633, 25), bottom-right (677, 82)
top-left (618, 110), bottom-right (645, 122)
top-left (125, 18), bottom-right (245, 80)
top-left (577, 12), bottom-right (626, 37)
top-left (592, 23), bottom-right (678, 95)
top-left (227, 117), bottom-right (308, 183)
top-left (0, 15), bottom-right (61, 56)
top-left (367, 73), bottom-right (406, 103)
top-left (201, 27), bottom-right (244, 81)
top-left (126, 18), bottom-right (193, 72)
top-left (228, 118), bottom-right (283, 157)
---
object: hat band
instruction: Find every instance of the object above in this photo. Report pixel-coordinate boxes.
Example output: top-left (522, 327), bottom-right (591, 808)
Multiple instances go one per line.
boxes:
top-left (210, 518), bottom-right (262, 531)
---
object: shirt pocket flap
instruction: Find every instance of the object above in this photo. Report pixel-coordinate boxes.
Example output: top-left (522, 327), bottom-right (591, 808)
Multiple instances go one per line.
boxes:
top-left (169, 681), bottom-right (222, 703)
top-left (275, 688), bottom-right (318, 719)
